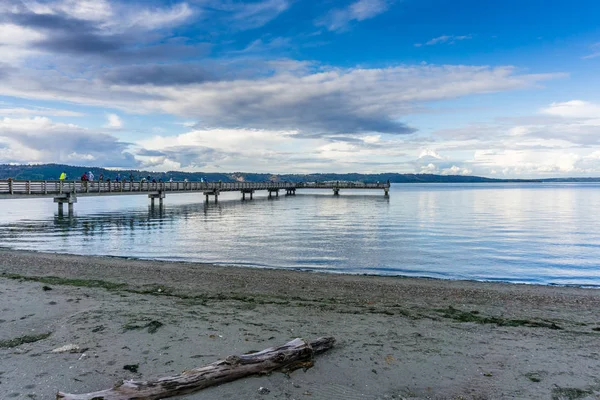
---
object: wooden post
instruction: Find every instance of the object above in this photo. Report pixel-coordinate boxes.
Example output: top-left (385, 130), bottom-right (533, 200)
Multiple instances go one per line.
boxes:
top-left (44, 181), bottom-right (47, 195)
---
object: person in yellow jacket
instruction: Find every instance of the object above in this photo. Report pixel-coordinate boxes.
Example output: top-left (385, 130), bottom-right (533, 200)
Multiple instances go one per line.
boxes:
top-left (59, 171), bottom-right (67, 180)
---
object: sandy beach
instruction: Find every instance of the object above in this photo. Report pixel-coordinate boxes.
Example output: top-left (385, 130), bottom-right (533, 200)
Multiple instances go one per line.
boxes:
top-left (1, 249), bottom-right (600, 399)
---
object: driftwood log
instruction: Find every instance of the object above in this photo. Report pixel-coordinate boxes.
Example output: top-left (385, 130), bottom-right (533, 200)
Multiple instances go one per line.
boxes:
top-left (57, 337), bottom-right (335, 400)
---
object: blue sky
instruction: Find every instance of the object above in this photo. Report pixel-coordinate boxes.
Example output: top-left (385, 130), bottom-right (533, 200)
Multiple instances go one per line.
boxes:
top-left (0, 0), bottom-right (599, 177)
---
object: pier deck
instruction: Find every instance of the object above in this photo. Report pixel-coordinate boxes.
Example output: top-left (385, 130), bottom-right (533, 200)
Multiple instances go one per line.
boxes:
top-left (0, 180), bottom-right (390, 214)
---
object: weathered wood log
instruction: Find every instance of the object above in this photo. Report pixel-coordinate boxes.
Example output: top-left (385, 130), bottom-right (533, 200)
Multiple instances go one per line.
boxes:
top-left (57, 337), bottom-right (335, 400)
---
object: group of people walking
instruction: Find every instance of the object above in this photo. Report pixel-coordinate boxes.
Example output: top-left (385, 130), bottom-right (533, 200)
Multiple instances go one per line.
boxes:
top-left (58, 171), bottom-right (206, 184)
top-left (59, 171), bottom-right (137, 183)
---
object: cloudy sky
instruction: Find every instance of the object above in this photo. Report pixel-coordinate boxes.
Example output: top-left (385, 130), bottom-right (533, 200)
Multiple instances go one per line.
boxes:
top-left (0, 0), bottom-right (599, 177)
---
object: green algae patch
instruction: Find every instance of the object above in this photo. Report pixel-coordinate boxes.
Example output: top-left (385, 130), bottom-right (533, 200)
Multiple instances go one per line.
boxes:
top-left (524, 372), bottom-right (543, 382)
top-left (1, 273), bottom-right (126, 291)
top-left (551, 387), bottom-right (593, 400)
top-left (123, 364), bottom-right (139, 373)
top-left (123, 320), bottom-right (164, 334)
top-left (438, 306), bottom-right (563, 330)
top-left (0, 332), bottom-right (52, 349)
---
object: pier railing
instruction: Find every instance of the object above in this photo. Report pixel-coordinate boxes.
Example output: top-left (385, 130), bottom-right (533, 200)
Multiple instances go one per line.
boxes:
top-left (0, 180), bottom-right (389, 197)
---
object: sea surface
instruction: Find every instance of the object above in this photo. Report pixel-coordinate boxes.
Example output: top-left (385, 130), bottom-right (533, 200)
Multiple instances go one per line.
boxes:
top-left (1, 183), bottom-right (599, 286)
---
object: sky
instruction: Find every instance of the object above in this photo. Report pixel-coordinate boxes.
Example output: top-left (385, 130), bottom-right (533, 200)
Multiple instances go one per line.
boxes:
top-left (0, 0), bottom-right (599, 177)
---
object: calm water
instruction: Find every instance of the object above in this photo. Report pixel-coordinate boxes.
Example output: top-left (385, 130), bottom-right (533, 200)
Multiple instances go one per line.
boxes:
top-left (1, 183), bottom-right (599, 286)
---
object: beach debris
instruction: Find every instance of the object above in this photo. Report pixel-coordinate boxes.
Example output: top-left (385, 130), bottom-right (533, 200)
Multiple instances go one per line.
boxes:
top-left (51, 344), bottom-right (80, 354)
top-left (57, 336), bottom-right (335, 400)
top-left (123, 364), bottom-right (139, 373)
top-left (42, 285), bottom-right (52, 291)
top-left (258, 387), bottom-right (270, 394)
top-left (122, 320), bottom-right (163, 334)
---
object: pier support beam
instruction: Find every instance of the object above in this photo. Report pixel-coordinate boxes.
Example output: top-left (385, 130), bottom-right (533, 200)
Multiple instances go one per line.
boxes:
top-left (333, 188), bottom-right (340, 196)
top-left (54, 193), bottom-right (77, 215)
top-left (241, 189), bottom-right (254, 200)
top-left (268, 189), bottom-right (279, 198)
top-left (285, 188), bottom-right (296, 196)
top-left (384, 187), bottom-right (389, 197)
top-left (148, 191), bottom-right (165, 207)
top-left (204, 190), bottom-right (219, 203)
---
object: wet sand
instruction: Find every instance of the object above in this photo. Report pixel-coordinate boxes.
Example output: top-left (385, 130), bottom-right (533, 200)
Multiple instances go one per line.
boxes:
top-left (1, 249), bottom-right (600, 399)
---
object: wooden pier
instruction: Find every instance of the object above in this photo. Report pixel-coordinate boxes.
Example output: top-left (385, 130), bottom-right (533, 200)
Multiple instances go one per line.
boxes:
top-left (0, 180), bottom-right (390, 214)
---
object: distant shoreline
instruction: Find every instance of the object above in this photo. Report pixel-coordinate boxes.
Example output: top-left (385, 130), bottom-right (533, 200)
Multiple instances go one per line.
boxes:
top-left (6, 162), bottom-right (600, 183)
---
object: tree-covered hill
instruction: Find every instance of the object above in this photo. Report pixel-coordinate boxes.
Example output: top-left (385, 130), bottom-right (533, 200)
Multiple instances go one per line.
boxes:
top-left (0, 163), bottom-right (547, 183)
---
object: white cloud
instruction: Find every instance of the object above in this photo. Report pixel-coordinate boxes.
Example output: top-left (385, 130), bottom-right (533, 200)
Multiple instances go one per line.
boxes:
top-left (418, 99), bottom-right (600, 177)
top-left (0, 107), bottom-right (84, 117)
top-left (415, 34), bottom-right (472, 47)
top-left (419, 149), bottom-right (444, 159)
top-left (239, 37), bottom-right (292, 54)
top-left (441, 165), bottom-right (472, 175)
top-left (0, 23), bottom-right (45, 63)
top-left (55, 0), bottom-right (114, 22)
top-left (472, 149), bottom-right (580, 175)
top-left (105, 113), bottom-right (123, 128)
top-left (317, 0), bottom-right (389, 32)
top-left (541, 100), bottom-right (600, 120)
top-left (119, 2), bottom-right (194, 31)
top-left (0, 63), bottom-right (565, 143)
top-left (362, 135), bottom-right (381, 144)
top-left (132, 65), bottom-right (563, 135)
top-left (228, 0), bottom-right (290, 30)
top-left (420, 163), bottom-right (438, 173)
top-left (0, 116), bottom-right (135, 167)
top-left (582, 42), bottom-right (600, 60)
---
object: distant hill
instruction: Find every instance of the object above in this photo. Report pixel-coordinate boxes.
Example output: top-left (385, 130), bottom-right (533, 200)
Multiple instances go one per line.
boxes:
top-left (0, 163), bottom-right (584, 183)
